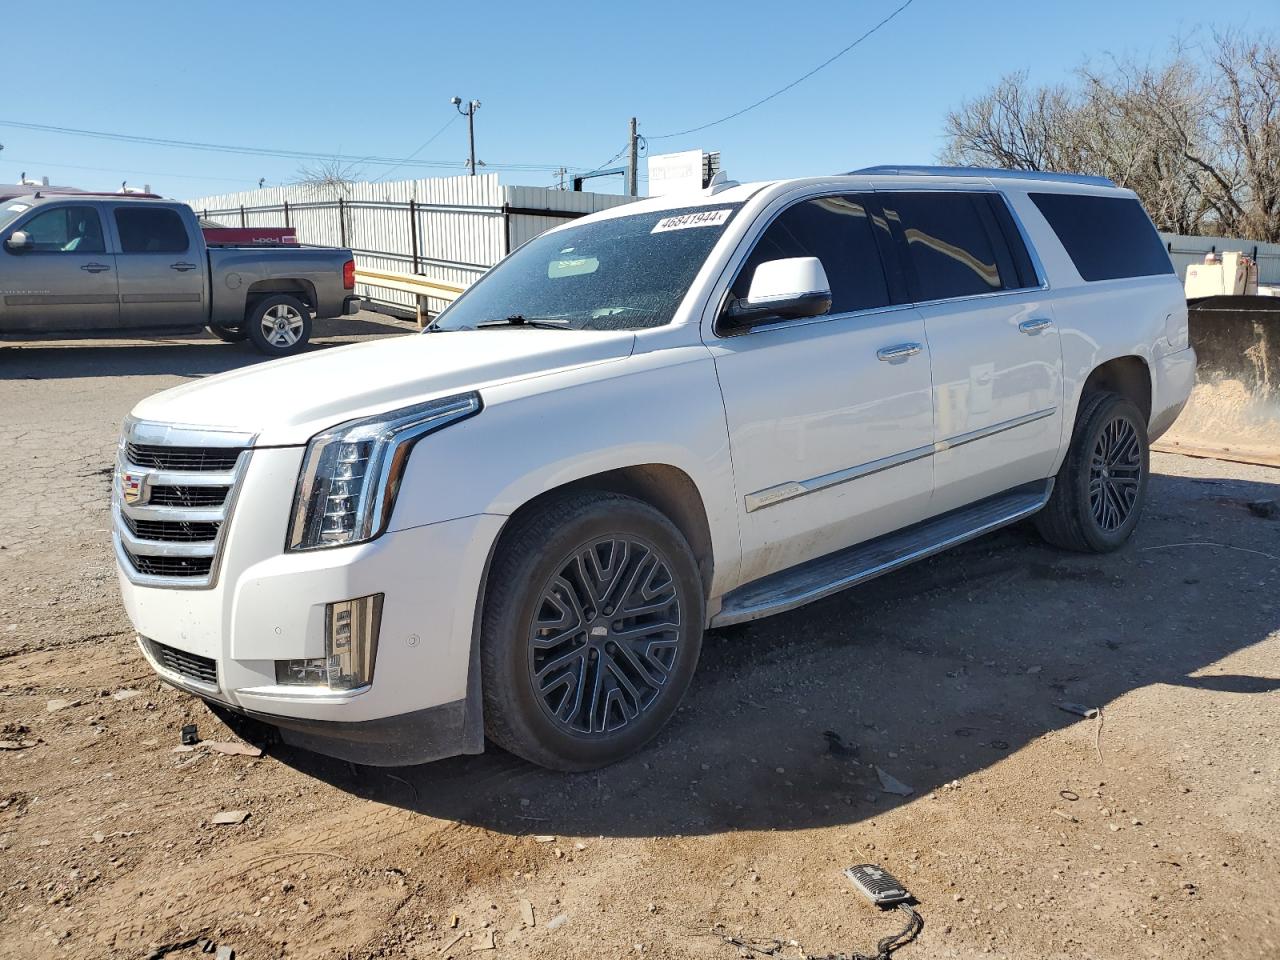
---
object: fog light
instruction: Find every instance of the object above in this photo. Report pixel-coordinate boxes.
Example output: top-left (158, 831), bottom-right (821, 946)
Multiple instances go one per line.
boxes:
top-left (275, 594), bottom-right (383, 690)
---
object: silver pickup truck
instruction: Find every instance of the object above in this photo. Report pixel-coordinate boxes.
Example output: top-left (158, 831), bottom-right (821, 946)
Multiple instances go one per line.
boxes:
top-left (0, 194), bottom-right (358, 355)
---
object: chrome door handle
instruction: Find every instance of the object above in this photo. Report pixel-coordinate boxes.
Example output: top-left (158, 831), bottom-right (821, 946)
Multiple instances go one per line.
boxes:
top-left (1018, 318), bottom-right (1053, 335)
top-left (80, 262), bottom-right (110, 274)
top-left (170, 262), bottom-right (197, 272)
top-left (876, 342), bottom-right (923, 362)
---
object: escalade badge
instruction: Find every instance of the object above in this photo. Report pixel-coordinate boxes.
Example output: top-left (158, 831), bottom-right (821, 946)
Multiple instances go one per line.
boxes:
top-left (121, 472), bottom-right (148, 505)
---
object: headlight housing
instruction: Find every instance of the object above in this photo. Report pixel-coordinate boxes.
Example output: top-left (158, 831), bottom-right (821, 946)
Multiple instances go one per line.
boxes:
top-left (287, 392), bottom-right (481, 551)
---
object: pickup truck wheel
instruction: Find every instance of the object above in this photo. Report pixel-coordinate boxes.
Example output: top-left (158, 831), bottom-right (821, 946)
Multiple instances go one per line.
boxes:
top-left (246, 295), bottom-right (312, 356)
top-left (481, 492), bottom-right (705, 771)
top-left (1035, 391), bottom-right (1150, 553)
top-left (205, 323), bottom-right (248, 343)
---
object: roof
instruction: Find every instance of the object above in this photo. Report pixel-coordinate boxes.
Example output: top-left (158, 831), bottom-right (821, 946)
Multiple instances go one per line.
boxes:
top-left (848, 165), bottom-right (1117, 188)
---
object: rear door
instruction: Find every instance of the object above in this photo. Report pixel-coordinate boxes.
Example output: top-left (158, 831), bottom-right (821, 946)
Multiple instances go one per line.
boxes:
top-left (0, 202), bottom-right (118, 332)
top-left (877, 190), bottom-right (1063, 514)
top-left (108, 205), bottom-right (206, 329)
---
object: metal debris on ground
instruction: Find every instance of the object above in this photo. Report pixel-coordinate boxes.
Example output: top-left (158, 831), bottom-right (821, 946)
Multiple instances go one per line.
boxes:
top-left (875, 767), bottom-right (914, 796)
top-left (180, 723), bottom-right (199, 745)
top-left (1056, 703), bottom-right (1099, 719)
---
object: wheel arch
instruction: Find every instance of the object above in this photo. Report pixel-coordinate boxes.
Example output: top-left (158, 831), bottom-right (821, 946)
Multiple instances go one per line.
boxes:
top-left (490, 463), bottom-right (717, 605)
top-left (245, 278), bottom-right (317, 315)
top-left (1081, 355), bottom-right (1152, 426)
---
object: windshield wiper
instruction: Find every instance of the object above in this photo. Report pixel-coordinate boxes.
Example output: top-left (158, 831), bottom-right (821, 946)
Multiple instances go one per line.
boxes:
top-left (475, 315), bottom-right (570, 330)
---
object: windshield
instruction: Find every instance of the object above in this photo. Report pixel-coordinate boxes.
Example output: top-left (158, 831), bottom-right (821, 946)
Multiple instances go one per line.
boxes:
top-left (432, 204), bottom-right (741, 332)
top-left (0, 201), bottom-right (32, 233)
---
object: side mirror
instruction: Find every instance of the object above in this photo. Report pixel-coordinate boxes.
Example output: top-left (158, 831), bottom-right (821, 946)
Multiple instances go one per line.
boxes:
top-left (4, 230), bottom-right (31, 252)
top-left (722, 256), bottom-right (832, 331)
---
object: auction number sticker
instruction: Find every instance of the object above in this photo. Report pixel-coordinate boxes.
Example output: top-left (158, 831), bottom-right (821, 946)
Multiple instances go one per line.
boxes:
top-left (651, 209), bottom-right (733, 233)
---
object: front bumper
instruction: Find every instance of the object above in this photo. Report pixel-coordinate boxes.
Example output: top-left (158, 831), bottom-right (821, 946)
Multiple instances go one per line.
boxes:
top-left (119, 448), bottom-right (504, 762)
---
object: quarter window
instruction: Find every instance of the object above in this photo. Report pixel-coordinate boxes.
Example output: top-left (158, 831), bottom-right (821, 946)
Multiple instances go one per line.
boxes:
top-left (879, 192), bottom-right (1019, 301)
top-left (730, 196), bottom-right (891, 315)
top-left (1030, 192), bottom-right (1174, 281)
top-left (114, 207), bottom-right (190, 254)
top-left (17, 206), bottom-right (106, 254)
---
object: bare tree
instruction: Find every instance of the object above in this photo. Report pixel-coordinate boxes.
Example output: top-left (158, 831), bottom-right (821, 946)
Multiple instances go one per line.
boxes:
top-left (939, 35), bottom-right (1280, 241)
top-left (292, 158), bottom-right (363, 199)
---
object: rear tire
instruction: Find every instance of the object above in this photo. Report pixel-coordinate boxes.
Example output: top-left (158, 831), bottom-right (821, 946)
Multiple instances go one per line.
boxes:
top-left (246, 294), bottom-right (312, 357)
top-left (1034, 391), bottom-right (1150, 553)
top-left (206, 323), bottom-right (248, 343)
top-left (481, 492), bottom-right (705, 771)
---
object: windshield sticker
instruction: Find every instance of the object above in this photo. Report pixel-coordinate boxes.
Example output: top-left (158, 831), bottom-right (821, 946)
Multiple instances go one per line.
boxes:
top-left (651, 209), bottom-right (733, 233)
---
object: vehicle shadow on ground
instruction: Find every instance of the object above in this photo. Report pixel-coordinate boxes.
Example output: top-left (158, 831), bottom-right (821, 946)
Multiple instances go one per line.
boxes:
top-left (0, 313), bottom-right (413, 381)
top-left (258, 465), bottom-right (1280, 839)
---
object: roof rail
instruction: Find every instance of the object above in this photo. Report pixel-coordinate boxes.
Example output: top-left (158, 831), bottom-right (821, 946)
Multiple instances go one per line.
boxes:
top-left (847, 165), bottom-right (1116, 188)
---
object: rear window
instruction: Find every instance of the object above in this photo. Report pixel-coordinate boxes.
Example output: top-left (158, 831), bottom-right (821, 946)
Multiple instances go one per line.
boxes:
top-left (114, 207), bottom-right (190, 254)
top-left (1029, 193), bottom-right (1173, 281)
top-left (877, 192), bottom-right (1031, 302)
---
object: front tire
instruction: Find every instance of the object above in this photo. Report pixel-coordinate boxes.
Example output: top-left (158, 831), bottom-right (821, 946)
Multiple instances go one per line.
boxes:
top-left (481, 492), bottom-right (705, 771)
top-left (246, 294), bottom-right (312, 357)
top-left (1035, 391), bottom-right (1150, 552)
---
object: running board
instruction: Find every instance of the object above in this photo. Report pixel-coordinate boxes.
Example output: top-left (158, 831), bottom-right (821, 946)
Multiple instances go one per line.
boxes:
top-left (712, 479), bottom-right (1054, 627)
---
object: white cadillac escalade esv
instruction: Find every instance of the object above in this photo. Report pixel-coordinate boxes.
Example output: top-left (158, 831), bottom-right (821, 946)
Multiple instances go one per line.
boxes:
top-left (114, 166), bottom-right (1195, 770)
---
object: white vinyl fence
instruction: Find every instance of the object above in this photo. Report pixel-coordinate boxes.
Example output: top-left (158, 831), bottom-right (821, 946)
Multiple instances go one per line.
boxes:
top-left (186, 174), bottom-right (636, 314)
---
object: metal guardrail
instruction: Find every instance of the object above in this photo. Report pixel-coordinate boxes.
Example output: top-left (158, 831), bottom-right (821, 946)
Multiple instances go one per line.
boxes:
top-left (353, 268), bottom-right (468, 326)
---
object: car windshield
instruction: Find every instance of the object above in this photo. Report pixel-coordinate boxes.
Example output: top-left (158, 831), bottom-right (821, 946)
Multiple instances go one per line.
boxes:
top-left (0, 201), bottom-right (33, 232)
top-left (431, 204), bottom-right (741, 332)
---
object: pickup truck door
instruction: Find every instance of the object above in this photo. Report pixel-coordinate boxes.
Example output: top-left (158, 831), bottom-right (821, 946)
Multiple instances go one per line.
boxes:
top-left (875, 190), bottom-right (1064, 515)
top-left (706, 194), bottom-right (935, 585)
top-left (107, 204), bottom-right (206, 330)
top-left (0, 203), bottom-right (119, 332)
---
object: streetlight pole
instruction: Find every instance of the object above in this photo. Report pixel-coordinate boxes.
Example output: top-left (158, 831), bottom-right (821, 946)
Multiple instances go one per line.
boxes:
top-left (451, 97), bottom-right (482, 176)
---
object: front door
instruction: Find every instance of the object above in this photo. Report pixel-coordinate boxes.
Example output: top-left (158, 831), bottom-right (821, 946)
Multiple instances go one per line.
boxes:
top-left (876, 190), bottom-right (1064, 514)
top-left (108, 205), bottom-right (206, 329)
top-left (706, 194), bottom-right (935, 585)
top-left (0, 204), bottom-right (119, 333)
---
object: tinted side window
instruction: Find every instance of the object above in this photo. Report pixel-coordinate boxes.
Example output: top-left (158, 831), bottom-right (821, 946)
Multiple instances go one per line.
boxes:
top-left (1030, 193), bottom-right (1173, 281)
top-left (114, 208), bottom-right (190, 254)
top-left (985, 194), bottom-right (1039, 288)
top-left (879, 192), bottom-right (1014, 301)
top-left (19, 206), bottom-right (105, 254)
top-left (731, 196), bottom-right (891, 315)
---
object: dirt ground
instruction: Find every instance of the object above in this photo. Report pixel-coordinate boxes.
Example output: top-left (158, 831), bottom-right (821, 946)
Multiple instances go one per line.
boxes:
top-left (1, 317), bottom-right (1278, 960)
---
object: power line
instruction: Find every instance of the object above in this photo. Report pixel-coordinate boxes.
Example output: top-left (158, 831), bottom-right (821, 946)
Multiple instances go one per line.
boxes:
top-left (0, 156), bottom-right (260, 186)
top-left (371, 115), bottom-right (460, 183)
top-left (0, 119), bottom-right (580, 174)
top-left (647, 0), bottom-right (917, 140)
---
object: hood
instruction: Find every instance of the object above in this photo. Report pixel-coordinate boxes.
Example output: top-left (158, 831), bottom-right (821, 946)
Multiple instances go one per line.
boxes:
top-left (130, 329), bottom-right (636, 444)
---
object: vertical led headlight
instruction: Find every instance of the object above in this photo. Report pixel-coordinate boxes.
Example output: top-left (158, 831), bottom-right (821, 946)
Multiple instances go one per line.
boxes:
top-left (288, 392), bottom-right (481, 551)
top-left (276, 594), bottom-right (383, 690)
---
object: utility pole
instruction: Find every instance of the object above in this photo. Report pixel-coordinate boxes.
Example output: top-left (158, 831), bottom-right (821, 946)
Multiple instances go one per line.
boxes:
top-left (626, 117), bottom-right (638, 197)
top-left (451, 96), bottom-right (482, 175)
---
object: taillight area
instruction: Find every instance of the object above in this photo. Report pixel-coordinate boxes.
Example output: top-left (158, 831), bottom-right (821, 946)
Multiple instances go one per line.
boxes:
top-left (343, 259), bottom-right (356, 290)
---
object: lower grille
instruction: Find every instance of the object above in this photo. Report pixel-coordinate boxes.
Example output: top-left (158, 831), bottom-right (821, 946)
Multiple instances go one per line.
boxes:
top-left (122, 514), bottom-right (220, 542)
top-left (124, 549), bottom-right (213, 579)
top-left (147, 638), bottom-right (217, 686)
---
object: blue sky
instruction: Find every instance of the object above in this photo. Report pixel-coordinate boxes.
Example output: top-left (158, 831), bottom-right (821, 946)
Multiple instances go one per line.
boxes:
top-left (3, 0), bottom-right (1271, 200)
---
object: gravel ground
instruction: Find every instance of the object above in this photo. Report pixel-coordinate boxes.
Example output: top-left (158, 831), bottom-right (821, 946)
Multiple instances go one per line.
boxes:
top-left (1, 317), bottom-right (1277, 960)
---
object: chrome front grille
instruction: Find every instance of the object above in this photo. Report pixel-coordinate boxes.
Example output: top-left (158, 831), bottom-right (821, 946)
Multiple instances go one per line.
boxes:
top-left (112, 418), bottom-right (255, 589)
